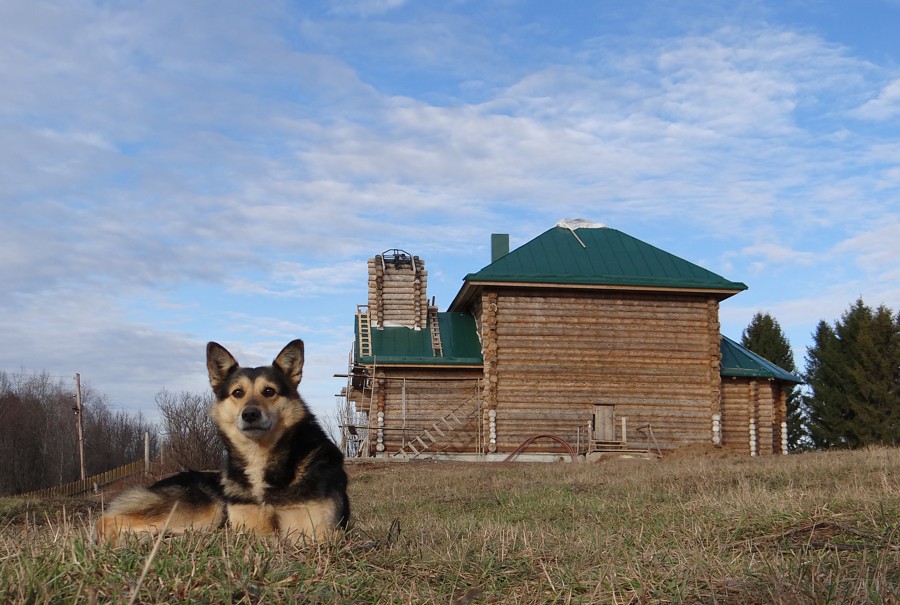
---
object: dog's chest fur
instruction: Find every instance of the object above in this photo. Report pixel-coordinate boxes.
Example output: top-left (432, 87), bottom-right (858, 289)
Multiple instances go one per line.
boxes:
top-left (220, 426), bottom-right (313, 504)
top-left (237, 446), bottom-right (271, 502)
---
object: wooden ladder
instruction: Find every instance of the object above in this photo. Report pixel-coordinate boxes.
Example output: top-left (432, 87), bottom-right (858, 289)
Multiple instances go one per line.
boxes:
top-left (357, 305), bottom-right (372, 358)
top-left (428, 306), bottom-right (443, 357)
top-left (394, 396), bottom-right (478, 459)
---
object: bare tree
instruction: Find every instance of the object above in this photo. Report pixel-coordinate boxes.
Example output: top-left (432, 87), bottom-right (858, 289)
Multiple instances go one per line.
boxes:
top-left (156, 389), bottom-right (223, 472)
top-left (0, 371), bottom-right (157, 495)
top-left (330, 397), bottom-right (368, 458)
top-left (0, 371), bottom-right (78, 492)
top-left (82, 390), bottom-right (159, 475)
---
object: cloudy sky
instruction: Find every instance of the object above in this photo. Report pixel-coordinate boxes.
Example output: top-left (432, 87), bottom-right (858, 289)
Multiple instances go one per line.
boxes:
top-left (3, 0), bottom-right (899, 422)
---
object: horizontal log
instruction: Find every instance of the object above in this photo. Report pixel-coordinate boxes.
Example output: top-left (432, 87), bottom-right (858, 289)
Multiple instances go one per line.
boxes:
top-left (495, 406), bottom-right (706, 419)
top-left (507, 373), bottom-right (689, 394)
top-left (495, 366), bottom-right (710, 378)
top-left (495, 319), bottom-right (709, 333)
top-left (496, 403), bottom-right (712, 415)
top-left (496, 367), bottom-right (710, 380)
top-left (495, 412), bottom-right (708, 425)
top-left (373, 303), bottom-right (426, 311)
top-left (376, 278), bottom-right (427, 286)
top-left (497, 298), bottom-right (710, 314)
top-left (495, 376), bottom-right (710, 388)
top-left (498, 349), bottom-right (709, 361)
top-left (494, 365), bottom-right (710, 378)
top-left (367, 275), bottom-right (428, 285)
top-left (381, 404), bottom-right (481, 414)
top-left (371, 288), bottom-right (427, 296)
top-left (371, 291), bottom-right (428, 299)
top-left (495, 387), bottom-right (711, 400)
top-left (495, 290), bottom-right (710, 304)
top-left (495, 336), bottom-right (709, 348)
top-left (495, 300), bottom-right (709, 315)
top-left (381, 396), bottom-right (481, 405)
top-left (500, 354), bottom-right (702, 372)
top-left (495, 330), bottom-right (710, 345)
top-left (495, 328), bottom-right (702, 342)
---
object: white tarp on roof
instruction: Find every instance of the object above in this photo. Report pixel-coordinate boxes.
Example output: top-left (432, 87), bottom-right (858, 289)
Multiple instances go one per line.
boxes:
top-left (555, 218), bottom-right (606, 230)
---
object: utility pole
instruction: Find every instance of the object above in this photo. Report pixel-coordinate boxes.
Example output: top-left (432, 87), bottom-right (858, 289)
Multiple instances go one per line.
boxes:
top-left (73, 373), bottom-right (86, 481)
top-left (144, 431), bottom-right (150, 475)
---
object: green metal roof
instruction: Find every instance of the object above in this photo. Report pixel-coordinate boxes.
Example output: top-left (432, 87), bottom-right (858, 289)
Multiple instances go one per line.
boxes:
top-left (460, 225), bottom-right (747, 295)
top-left (720, 336), bottom-right (803, 383)
top-left (355, 312), bottom-right (483, 365)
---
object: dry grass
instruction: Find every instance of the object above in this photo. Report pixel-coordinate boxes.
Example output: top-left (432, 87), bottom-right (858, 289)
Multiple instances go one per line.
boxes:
top-left (1, 447), bottom-right (899, 604)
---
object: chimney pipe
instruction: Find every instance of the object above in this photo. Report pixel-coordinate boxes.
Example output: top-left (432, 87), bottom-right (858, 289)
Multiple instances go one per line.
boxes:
top-left (491, 233), bottom-right (509, 263)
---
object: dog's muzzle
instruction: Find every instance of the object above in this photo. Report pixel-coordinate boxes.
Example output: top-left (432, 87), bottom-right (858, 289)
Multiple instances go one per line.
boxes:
top-left (237, 405), bottom-right (273, 435)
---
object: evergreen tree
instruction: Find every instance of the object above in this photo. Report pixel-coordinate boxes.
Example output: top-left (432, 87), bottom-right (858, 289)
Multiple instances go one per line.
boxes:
top-left (803, 299), bottom-right (900, 449)
top-left (804, 320), bottom-right (846, 448)
top-left (740, 312), bottom-right (804, 451)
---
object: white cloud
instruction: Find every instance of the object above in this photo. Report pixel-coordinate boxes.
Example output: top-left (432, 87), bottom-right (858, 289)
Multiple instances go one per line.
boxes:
top-left (835, 219), bottom-right (900, 277)
top-left (228, 261), bottom-right (366, 297)
top-left (738, 242), bottom-right (816, 266)
top-left (852, 78), bottom-right (900, 121)
top-left (327, 0), bottom-right (409, 18)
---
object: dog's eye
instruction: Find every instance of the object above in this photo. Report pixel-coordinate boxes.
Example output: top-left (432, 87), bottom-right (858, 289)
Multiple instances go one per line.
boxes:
top-left (262, 387), bottom-right (276, 397)
top-left (231, 388), bottom-right (245, 399)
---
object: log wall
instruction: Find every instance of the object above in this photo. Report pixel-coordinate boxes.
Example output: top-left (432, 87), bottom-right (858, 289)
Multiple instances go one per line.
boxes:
top-left (772, 383), bottom-right (787, 454)
top-left (756, 381), bottom-right (775, 456)
top-left (373, 368), bottom-right (483, 455)
top-left (483, 288), bottom-right (720, 453)
top-left (720, 377), bottom-right (751, 455)
top-left (720, 376), bottom-right (784, 456)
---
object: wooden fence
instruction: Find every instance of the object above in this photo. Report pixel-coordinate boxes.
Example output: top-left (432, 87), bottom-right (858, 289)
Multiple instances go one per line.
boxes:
top-left (18, 460), bottom-right (159, 499)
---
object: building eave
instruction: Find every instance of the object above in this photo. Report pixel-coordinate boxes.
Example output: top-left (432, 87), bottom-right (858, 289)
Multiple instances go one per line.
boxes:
top-left (449, 279), bottom-right (744, 311)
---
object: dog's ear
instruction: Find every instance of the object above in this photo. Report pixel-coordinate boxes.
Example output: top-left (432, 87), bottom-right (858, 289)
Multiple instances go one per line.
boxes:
top-left (207, 342), bottom-right (239, 390)
top-left (273, 339), bottom-right (304, 389)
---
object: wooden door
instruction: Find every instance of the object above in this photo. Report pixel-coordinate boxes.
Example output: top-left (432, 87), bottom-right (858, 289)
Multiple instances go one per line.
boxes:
top-left (593, 405), bottom-right (615, 441)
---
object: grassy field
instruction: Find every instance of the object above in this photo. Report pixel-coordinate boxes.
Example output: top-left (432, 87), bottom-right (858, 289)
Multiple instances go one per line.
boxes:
top-left (1, 447), bottom-right (899, 604)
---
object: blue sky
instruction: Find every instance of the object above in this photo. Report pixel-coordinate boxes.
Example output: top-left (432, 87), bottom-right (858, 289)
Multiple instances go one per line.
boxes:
top-left (3, 0), bottom-right (899, 423)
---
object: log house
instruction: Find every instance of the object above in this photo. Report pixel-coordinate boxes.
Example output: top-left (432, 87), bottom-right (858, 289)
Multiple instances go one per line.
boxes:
top-left (341, 222), bottom-right (801, 460)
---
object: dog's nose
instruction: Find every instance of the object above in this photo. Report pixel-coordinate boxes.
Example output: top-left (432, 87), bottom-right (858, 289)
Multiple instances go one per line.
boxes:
top-left (241, 406), bottom-right (262, 423)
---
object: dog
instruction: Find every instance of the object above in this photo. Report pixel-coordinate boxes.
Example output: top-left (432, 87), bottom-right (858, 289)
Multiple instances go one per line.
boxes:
top-left (96, 339), bottom-right (349, 543)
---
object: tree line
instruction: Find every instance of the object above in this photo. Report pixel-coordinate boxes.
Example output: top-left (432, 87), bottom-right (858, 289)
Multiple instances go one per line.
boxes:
top-left (742, 298), bottom-right (899, 451)
top-left (0, 371), bottom-right (331, 495)
top-left (0, 371), bottom-right (159, 495)
top-left (0, 372), bottom-right (232, 496)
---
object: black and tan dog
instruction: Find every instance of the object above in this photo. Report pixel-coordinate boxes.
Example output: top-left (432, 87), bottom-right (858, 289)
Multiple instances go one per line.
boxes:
top-left (96, 340), bottom-right (349, 543)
